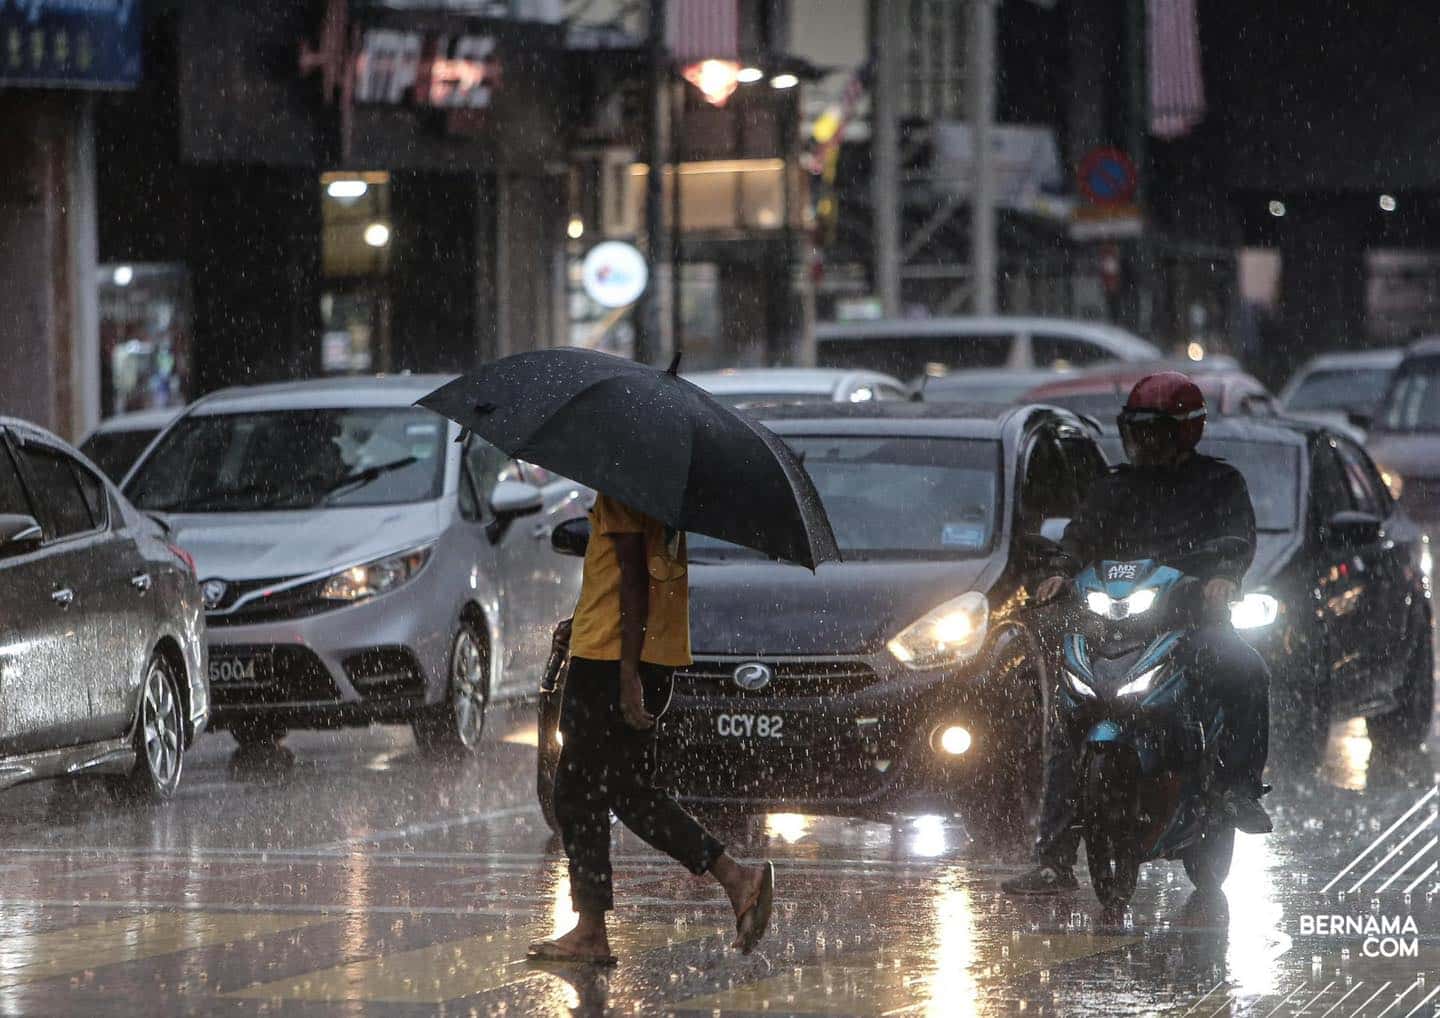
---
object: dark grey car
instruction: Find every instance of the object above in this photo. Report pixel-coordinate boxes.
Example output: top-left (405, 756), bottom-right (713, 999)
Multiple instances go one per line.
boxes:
top-left (0, 417), bottom-right (209, 799)
top-left (540, 402), bottom-right (1111, 819)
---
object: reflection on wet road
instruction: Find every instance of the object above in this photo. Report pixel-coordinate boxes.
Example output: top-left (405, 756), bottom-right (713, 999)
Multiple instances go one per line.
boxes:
top-left (0, 705), bottom-right (1433, 1016)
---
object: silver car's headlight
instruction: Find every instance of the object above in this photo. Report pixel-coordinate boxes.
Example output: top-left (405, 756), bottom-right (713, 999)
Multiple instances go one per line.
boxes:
top-left (320, 546), bottom-right (433, 602)
top-left (1230, 592), bottom-right (1279, 630)
top-left (1085, 587), bottom-right (1157, 620)
top-left (887, 592), bottom-right (989, 670)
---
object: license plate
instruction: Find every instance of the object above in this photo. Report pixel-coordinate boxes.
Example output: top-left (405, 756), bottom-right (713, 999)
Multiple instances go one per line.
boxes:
top-left (209, 653), bottom-right (270, 684)
top-left (715, 713), bottom-right (786, 740)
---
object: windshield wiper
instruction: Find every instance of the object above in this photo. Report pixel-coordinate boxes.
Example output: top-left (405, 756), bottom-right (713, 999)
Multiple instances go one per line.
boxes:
top-left (322, 457), bottom-right (419, 502)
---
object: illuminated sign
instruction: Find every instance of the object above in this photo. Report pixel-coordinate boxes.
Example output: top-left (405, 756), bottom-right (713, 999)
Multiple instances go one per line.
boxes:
top-left (354, 29), bottom-right (501, 109)
top-left (0, 0), bottom-right (141, 89)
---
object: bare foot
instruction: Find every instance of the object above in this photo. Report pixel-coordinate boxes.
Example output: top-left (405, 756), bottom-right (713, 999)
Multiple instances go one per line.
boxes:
top-left (529, 918), bottom-right (613, 962)
top-left (723, 862), bottom-right (767, 919)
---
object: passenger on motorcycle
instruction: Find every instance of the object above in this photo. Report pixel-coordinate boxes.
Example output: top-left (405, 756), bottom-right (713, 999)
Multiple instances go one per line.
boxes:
top-left (1003, 371), bottom-right (1273, 896)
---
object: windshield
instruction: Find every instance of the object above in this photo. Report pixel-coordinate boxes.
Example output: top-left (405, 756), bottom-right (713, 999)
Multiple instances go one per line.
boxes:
top-left (1198, 439), bottom-right (1300, 532)
top-left (690, 436), bottom-right (1001, 560)
top-left (1377, 358), bottom-right (1440, 433)
top-left (126, 408), bottom-right (448, 512)
top-left (1285, 368), bottom-right (1393, 413)
top-left (712, 391), bottom-right (830, 407)
top-left (79, 428), bottom-right (161, 482)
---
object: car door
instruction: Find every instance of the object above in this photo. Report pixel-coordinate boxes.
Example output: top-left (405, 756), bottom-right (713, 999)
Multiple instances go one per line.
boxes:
top-left (1333, 435), bottom-right (1410, 691)
top-left (0, 433), bottom-right (106, 752)
top-left (1308, 436), bottom-right (1372, 706)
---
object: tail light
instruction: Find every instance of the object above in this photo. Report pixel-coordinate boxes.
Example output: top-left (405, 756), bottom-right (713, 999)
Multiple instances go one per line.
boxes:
top-left (167, 543), bottom-right (196, 574)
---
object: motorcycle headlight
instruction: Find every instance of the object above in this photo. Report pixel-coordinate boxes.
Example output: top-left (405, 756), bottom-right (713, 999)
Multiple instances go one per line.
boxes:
top-left (1084, 587), bottom-right (1157, 620)
top-left (887, 592), bottom-right (989, 670)
top-left (1230, 592), bottom-right (1279, 630)
top-left (320, 546), bottom-right (433, 602)
top-left (1116, 664), bottom-right (1164, 698)
top-left (1063, 669), bottom-right (1097, 698)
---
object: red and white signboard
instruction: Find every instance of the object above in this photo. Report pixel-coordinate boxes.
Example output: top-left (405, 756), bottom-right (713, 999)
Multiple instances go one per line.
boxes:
top-left (354, 29), bottom-right (501, 109)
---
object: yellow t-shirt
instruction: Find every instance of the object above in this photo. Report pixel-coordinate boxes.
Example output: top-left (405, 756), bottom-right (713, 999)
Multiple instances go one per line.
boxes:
top-left (569, 495), bottom-right (692, 667)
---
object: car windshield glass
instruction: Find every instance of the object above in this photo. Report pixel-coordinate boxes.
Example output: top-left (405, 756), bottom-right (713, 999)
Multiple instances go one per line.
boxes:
top-left (126, 408), bottom-right (447, 512)
top-left (79, 428), bottom-right (161, 481)
top-left (689, 436), bottom-right (1000, 560)
top-left (1198, 439), bottom-right (1300, 532)
top-left (712, 391), bottom-right (829, 407)
top-left (1377, 358), bottom-right (1440, 432)
top-left (1286, 368), bottom-right (1393, 413)
top-left (817, 335), bottom-right (1011, 382)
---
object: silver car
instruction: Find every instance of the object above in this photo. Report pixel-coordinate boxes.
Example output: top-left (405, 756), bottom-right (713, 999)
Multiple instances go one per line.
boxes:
top-left (122, 376), bottom-right (585, 755)
top-left (0, 417), bottom-right (208, 799)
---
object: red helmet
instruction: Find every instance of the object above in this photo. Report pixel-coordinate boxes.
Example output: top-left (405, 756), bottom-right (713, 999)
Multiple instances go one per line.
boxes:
top-left (1118, 371), bottom-right (1207, 453)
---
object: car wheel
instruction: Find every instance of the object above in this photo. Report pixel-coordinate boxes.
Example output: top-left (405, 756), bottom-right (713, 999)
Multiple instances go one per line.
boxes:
top-left (413, 618), bottom-right (489, 757)
top-left (109, 651), bottom-right (185, 802)
top-left (1369, 621), bottom-right (1435, 750)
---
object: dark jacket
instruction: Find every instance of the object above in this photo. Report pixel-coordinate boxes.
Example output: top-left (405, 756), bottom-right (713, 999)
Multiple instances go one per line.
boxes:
top-left (1059, 454), bottom-right (1255, 584)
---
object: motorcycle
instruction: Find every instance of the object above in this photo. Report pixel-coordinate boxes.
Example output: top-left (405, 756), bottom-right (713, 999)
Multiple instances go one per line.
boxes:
top-left (1031, 535), bottom-right (1258, 909)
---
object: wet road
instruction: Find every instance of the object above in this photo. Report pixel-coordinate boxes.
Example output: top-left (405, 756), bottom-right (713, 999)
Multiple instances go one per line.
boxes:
top-left (0, 704), bottom-right (1435, 1017)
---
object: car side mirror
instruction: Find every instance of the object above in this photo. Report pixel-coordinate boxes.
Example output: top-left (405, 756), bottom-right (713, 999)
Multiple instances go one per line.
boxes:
top-left (485, 481), bottom-right (544, 543)
top-left (1345, 410), bottom-right (1373, 431)
top-left (1325, 510), bottom-right (1382, 549)
top-left (0, 514), bottom-right (43, 554)
top-left (550, 517), bottom-right (591, 557)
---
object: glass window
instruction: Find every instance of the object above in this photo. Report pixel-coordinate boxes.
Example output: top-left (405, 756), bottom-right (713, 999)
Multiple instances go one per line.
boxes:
top-left (1334, 438), bottom-right (1385, 515)
top-left (816, 334), bottom-right (1012, 382)
top-left (689, 437), bottom-right (1002, 560)
top-left (1019, 434), bottom-right (1078, 528)
top-left (79, 428), bottom-right (162, 482)
top-left (127, 408), bottom-right (448, 513)
top-left (74, 466), bottom-right (108, 528)
top-left (1201, 439), bottom-right (1303, 532)
top-left (19, 446), bottom-right (96, 538)
top-left (1307, 441), bottom-right (1352, 523)
top-left (1285, 368), bottom-right (1394, 414)
top-left (1031, 335), bottom-right (1112, 370)
top-left (0, 443), bottom-right (34, 518)
top-left (1378, 357), bottom-right (1440, 433)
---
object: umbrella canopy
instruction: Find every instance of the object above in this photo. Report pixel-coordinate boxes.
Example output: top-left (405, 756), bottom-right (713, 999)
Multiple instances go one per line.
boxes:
top-left (418, 349), bottom-right (840, 569)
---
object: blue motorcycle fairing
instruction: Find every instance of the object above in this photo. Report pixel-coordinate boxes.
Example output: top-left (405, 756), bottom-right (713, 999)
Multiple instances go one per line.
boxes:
top-left (1083, 720), bottom-right (1164, 775)
top-left (1075, 560), bottom-right (1184, 600)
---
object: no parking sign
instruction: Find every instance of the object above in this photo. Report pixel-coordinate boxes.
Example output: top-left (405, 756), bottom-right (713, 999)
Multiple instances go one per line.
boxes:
top-left (1077, 148), bottom-right (1138, 207)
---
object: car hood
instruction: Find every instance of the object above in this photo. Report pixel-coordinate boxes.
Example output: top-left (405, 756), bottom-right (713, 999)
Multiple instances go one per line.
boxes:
top-left (688, 558), bottom-right (997, 656)
top-left (1365, 432), bottom-right (1440, 480)
top-left (161, 504), bottom-right (445, 581)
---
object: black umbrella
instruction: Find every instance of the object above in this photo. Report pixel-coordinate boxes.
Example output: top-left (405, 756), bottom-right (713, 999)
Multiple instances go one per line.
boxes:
top-left (417, 348), bottom-right (840, 569)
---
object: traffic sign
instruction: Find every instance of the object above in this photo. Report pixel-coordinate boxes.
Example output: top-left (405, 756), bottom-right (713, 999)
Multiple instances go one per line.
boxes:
top-left (581, 242), bottom-right (649, 308)
top-left (1077, 148), bottom-right (1138, 207)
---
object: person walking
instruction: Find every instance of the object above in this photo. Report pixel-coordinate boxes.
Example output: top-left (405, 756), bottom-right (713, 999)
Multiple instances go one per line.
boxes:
top-left (528, 493), bottom-right (775, 965)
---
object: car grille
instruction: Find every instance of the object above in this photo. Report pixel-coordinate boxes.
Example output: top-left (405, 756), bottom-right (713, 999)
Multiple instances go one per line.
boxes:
top-left (672, 659), bottom-right (878, 699)
top-left (206, 578), bottom-right (334, 627)
top-left (209, 645), bottom-right (340, 706)
top-left (657, 742), bottom-right (894, 801)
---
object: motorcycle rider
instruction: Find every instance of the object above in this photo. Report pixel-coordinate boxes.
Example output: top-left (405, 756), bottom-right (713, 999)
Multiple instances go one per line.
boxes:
top-left (1003, 371), bottom-right (1273, 896)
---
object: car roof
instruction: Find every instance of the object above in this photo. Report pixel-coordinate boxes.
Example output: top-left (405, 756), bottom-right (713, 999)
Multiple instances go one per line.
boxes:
top-left (1024, 361), bottom-right (1261, 400)
top-left (752, 399), bottom-right (1059, 439)
top-left (1085, 411), bottom-right (1313, 447)
top-left (1402, 337), bottom-right (1440, 360)
top-left (89, 407), bottom-right (184, 434)
top-left (1295, 348), bottom-right (1405, 371)
top-left (188, 374), bottom-right (459, 414)
top-left (0, 417), bottom-right (70, 446)
top-left (814, 316), bottom-right (1160, 358)
top-left (686, 367), bottom-right (903, 394)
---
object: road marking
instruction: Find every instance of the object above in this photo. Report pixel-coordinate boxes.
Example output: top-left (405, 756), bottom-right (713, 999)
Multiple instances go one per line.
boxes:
top-left (312, 804), bottom-right (538, 849)
top-left (0, 911), bottom-right (327, 988)
top-left (1322, 787), bottom-right (1437, 893)
top-left (226, 922), bottom-right (717, 1003)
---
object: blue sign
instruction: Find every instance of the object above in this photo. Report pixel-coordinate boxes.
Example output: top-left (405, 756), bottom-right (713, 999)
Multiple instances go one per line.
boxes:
top-left (0, 0), bottom-right (141, 89)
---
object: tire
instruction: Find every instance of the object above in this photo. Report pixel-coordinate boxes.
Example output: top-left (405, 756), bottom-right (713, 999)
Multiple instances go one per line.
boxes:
top-left (1183, 825), bottom-right (1236, 892)
top-left (1369, 626), bottom-right (1435, 750)
top-left (1085, 828), bottom-right (1140, 910)
top-left (109, 651), bottom-right (185, 802)
top-left (412, 618), bottom-right (489, 757)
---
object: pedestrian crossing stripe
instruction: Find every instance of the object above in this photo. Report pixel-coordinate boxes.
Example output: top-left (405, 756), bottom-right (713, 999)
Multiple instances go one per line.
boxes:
top-left (224, 921), bottom-right (723, 1004)
top-left (0, 911), bottom-right (328, 988)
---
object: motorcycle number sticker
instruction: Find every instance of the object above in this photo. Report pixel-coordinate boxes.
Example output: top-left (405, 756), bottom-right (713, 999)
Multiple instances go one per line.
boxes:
top-left (1105, 561), bottom-right (1142, 581)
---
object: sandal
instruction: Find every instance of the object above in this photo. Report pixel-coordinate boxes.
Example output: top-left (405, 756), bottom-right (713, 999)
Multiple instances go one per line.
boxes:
top-left (526, 939), bottom-right (618, 966)
top-left (731, 861), bottom-right (775, 955)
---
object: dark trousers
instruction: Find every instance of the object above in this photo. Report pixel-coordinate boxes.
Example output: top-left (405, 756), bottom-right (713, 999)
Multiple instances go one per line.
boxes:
top-left (554, 657), bottom-right (726, 913)
top-left (1036, 623), bottom-right (1271, 868)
